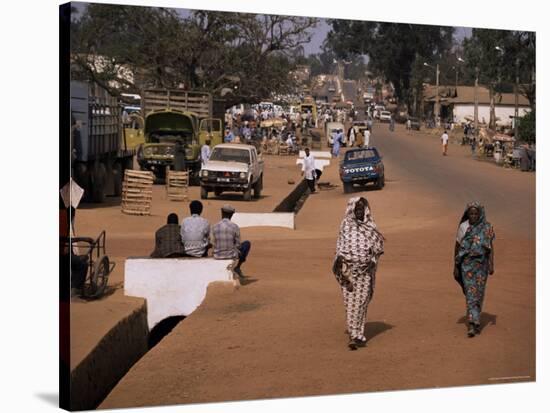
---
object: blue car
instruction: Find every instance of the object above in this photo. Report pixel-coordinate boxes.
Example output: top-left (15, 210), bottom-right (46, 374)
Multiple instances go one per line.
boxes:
top-left (339, 147), bottom-right (385, 193)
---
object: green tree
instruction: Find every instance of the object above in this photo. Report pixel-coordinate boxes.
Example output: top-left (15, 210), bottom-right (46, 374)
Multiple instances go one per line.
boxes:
top-left (462, 28), bottom-right (516, 129)
top-left (518, 110), bottom-right (535, 143)
top-left (70, 4), bottom-right (318, 104)
top-left (325, 20), bottom-right (454, 105)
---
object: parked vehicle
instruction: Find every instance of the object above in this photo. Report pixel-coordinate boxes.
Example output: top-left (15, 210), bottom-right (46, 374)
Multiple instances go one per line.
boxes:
top-left (200, 144), bottom-right (264, 201)
top-left (70, 81), bottom-right (136, 203)
top-left (409, 117), bottom-right (421, 130)
top-left (325, 121), bottom-right (345, 147)
top-left (339, 147), bottom-right (385, 193)
top-left (300, 96), bottom-right (318, 127)
top-left (137, 89), bottom-right (222, 182)
top-left (379, 110), bottom-right (392, 123)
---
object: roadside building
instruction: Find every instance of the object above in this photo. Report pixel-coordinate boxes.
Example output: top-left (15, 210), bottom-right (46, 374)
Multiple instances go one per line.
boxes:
top-left (423, 85), bottom-right (531, 127)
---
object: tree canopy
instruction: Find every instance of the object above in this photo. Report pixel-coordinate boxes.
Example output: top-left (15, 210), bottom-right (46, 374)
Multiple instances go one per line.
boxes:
top-left (70, 4), bottom-right (318, 103)
top-left (325, 20), bottom-right (454, 102)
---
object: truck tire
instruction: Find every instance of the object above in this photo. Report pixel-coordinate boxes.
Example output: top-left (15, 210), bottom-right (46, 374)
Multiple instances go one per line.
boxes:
top-left (200, 186), bottom-right (208, 199)
top-left (91, 162), bottom-right (107, 203)
top-left (376, 174), bottom-right (385, 190)
top-left (243, 185), bottom-right (252, 201)
top-left (124, 157), bottom-right (134, 171)
top-left (343, 182), bottom-right (353, 194)
top-left (253, 175), bottom-right (262, 199)
top-left (73, 163), bottom-right (89, 197)
top-left (112, 162), bottom-right (123, 197)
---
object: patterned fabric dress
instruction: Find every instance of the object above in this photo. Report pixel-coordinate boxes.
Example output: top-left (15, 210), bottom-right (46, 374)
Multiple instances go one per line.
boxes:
top-left (455, 202), bottom-right (495, 325)
top-left (333, 197), bottom-right (384, 342)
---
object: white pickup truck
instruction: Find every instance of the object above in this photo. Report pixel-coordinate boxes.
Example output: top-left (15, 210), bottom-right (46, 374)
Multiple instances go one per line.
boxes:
top-left (200, 144), bottom-right (264, 201)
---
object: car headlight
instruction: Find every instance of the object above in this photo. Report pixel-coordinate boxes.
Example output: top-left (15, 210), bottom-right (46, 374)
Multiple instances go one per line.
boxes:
top-left (201, 170), bottom-right (209, 177)
top-left (239, 172), bottom-right (247, 179)
top-left (143, 146), bottom-right (153, 156)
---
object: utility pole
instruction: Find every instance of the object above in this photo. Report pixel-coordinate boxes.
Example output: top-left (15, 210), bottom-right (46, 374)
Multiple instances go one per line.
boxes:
top-left (515, 57), bottom-right (520, 140)
top-left (474, 66), bottom-right (479, 132)
top-left (435, 63), bottom-right (440, 124)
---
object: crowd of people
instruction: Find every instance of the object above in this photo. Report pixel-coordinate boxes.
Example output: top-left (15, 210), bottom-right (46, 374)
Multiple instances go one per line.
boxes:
top-left (150, 201), bottom-right (252, 279)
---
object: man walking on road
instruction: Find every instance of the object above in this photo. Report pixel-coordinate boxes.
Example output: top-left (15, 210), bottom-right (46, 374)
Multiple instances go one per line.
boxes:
top-left (212, 204), bottom-right (251, 279)
top-left (302, 147), bottom-right (317, 194)
top-left (364, 128), bottom-right (371, 148)
top-left (201, 139), bottom-right (211, 168)
top-left (441, 129), bottom-right (449, 156)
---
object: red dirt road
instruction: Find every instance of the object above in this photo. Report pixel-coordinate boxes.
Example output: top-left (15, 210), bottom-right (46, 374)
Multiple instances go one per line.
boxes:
top-left (75, 123), bottom-right (535, 409)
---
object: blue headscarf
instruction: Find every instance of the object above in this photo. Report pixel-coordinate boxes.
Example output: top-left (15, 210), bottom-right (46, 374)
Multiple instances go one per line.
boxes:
top-left (456, 202), bottom-right (495, 262)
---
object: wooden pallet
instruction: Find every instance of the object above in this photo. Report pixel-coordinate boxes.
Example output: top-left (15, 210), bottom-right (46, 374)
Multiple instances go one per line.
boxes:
top-left (165, 170), bottom-right (189, 201)
top-left (121, 170), bottom-right (154, 215)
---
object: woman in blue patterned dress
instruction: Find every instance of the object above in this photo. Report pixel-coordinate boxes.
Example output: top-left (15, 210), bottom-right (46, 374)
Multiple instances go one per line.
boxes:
top-left (454, 202), bottom-right (495, 337)
top-left (333, 197), bottom-right (385, 350)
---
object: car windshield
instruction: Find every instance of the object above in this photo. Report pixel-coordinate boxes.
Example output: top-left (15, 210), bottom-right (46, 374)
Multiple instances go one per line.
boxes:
top-left (345, 149), bottom-right (378, 161)
top-left (210, 147), bottom-right (251, 163)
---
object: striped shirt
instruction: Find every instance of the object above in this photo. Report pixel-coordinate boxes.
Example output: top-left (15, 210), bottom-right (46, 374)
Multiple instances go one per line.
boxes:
top-left (180, 215), bottom-right (210, 257)
top-left (212, 218), bottom-right (241, 259)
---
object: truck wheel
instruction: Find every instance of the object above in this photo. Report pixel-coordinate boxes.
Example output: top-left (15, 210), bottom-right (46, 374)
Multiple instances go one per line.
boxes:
top-left (343, 182), bottom-right (353, 194)
top-left (376, 175), bottom-right (384, 190)
top-left (253, 175), bottom-right (262, 199)
top-left (91, 162), bottom-right (107, 203)
top-left (243, 185), bottom-right (252, 201)
top-left (73, 163), bottom-right (89, 197)
top-left (200, 186), bottom-right (208, 199)
top-left (124, 157), bottom-right (134, 171)
top-left (112, 162), bottom-right (123, 197)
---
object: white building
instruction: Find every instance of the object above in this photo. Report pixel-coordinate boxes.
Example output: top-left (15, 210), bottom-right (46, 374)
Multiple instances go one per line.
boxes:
top-left (423, 85), bottom-right (531, 126)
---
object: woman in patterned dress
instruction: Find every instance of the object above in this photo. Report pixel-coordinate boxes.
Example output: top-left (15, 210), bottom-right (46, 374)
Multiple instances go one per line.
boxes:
top-left (332, 197), bottom-right (385, 350)
top-left (454, 202), bottom-right (495, 337)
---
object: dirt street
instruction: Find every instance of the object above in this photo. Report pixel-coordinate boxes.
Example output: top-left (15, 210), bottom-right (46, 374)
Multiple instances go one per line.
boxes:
top-left (74, 123), bottom-right (535, 409)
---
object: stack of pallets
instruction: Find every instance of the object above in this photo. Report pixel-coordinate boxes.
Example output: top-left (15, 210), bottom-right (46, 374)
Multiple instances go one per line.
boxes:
top-left (166, 170), bottom-right (189, 201)
top-left (121, 170), bottom-right (154, 215)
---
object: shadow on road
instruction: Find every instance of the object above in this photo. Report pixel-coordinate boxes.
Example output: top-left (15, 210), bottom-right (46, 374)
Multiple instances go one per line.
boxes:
top-left (365, 321), bottom-right (394, 341)
top-left (456, 312), bottom-right (497, 332)
top-left (239, 277), bottom-right (259, 286)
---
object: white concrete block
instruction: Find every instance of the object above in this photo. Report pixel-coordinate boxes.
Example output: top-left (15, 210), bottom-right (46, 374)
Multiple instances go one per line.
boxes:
top-left (232, 212), bottom-right (294, 229)
top-left (124, 258), bottom-right (234, 329)
top-left (299, 150), bottom-right (331, 159)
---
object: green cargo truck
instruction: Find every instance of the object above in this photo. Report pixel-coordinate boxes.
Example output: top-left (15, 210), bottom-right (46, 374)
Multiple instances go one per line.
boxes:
top-left (137, 89), bottom-right (223, 182)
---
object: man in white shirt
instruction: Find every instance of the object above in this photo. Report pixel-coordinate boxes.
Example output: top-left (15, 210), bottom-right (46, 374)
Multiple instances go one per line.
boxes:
top-left (301, 147), bottom-right (317, 194)
top-left (201, 139), bottom-right (211, 167)
top-left (364, 129), bottom-right (371, 148)
top-left (441, 129), bottom-right (449, 156)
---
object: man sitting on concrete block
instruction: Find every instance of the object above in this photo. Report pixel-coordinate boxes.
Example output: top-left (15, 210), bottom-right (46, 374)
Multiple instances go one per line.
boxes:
top-left (181, 200), bottom-right (211, 257)
top-left (150, 213), bottom-right (185, 258)
top-left (212, 204), bottom-right (251, 279)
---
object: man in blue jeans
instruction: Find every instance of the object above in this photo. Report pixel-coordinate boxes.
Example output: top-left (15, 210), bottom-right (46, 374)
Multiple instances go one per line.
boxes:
top-left (212, 204), bottom-right (251, 279)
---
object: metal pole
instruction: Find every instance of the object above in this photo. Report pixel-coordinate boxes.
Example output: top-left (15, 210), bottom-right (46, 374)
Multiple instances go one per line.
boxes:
top-left (435, 64), bottom-right (440, 124)
top-left (514, 57), bottom-right (519, 140)
top-left (474, 66), bottom-right (479, 132)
